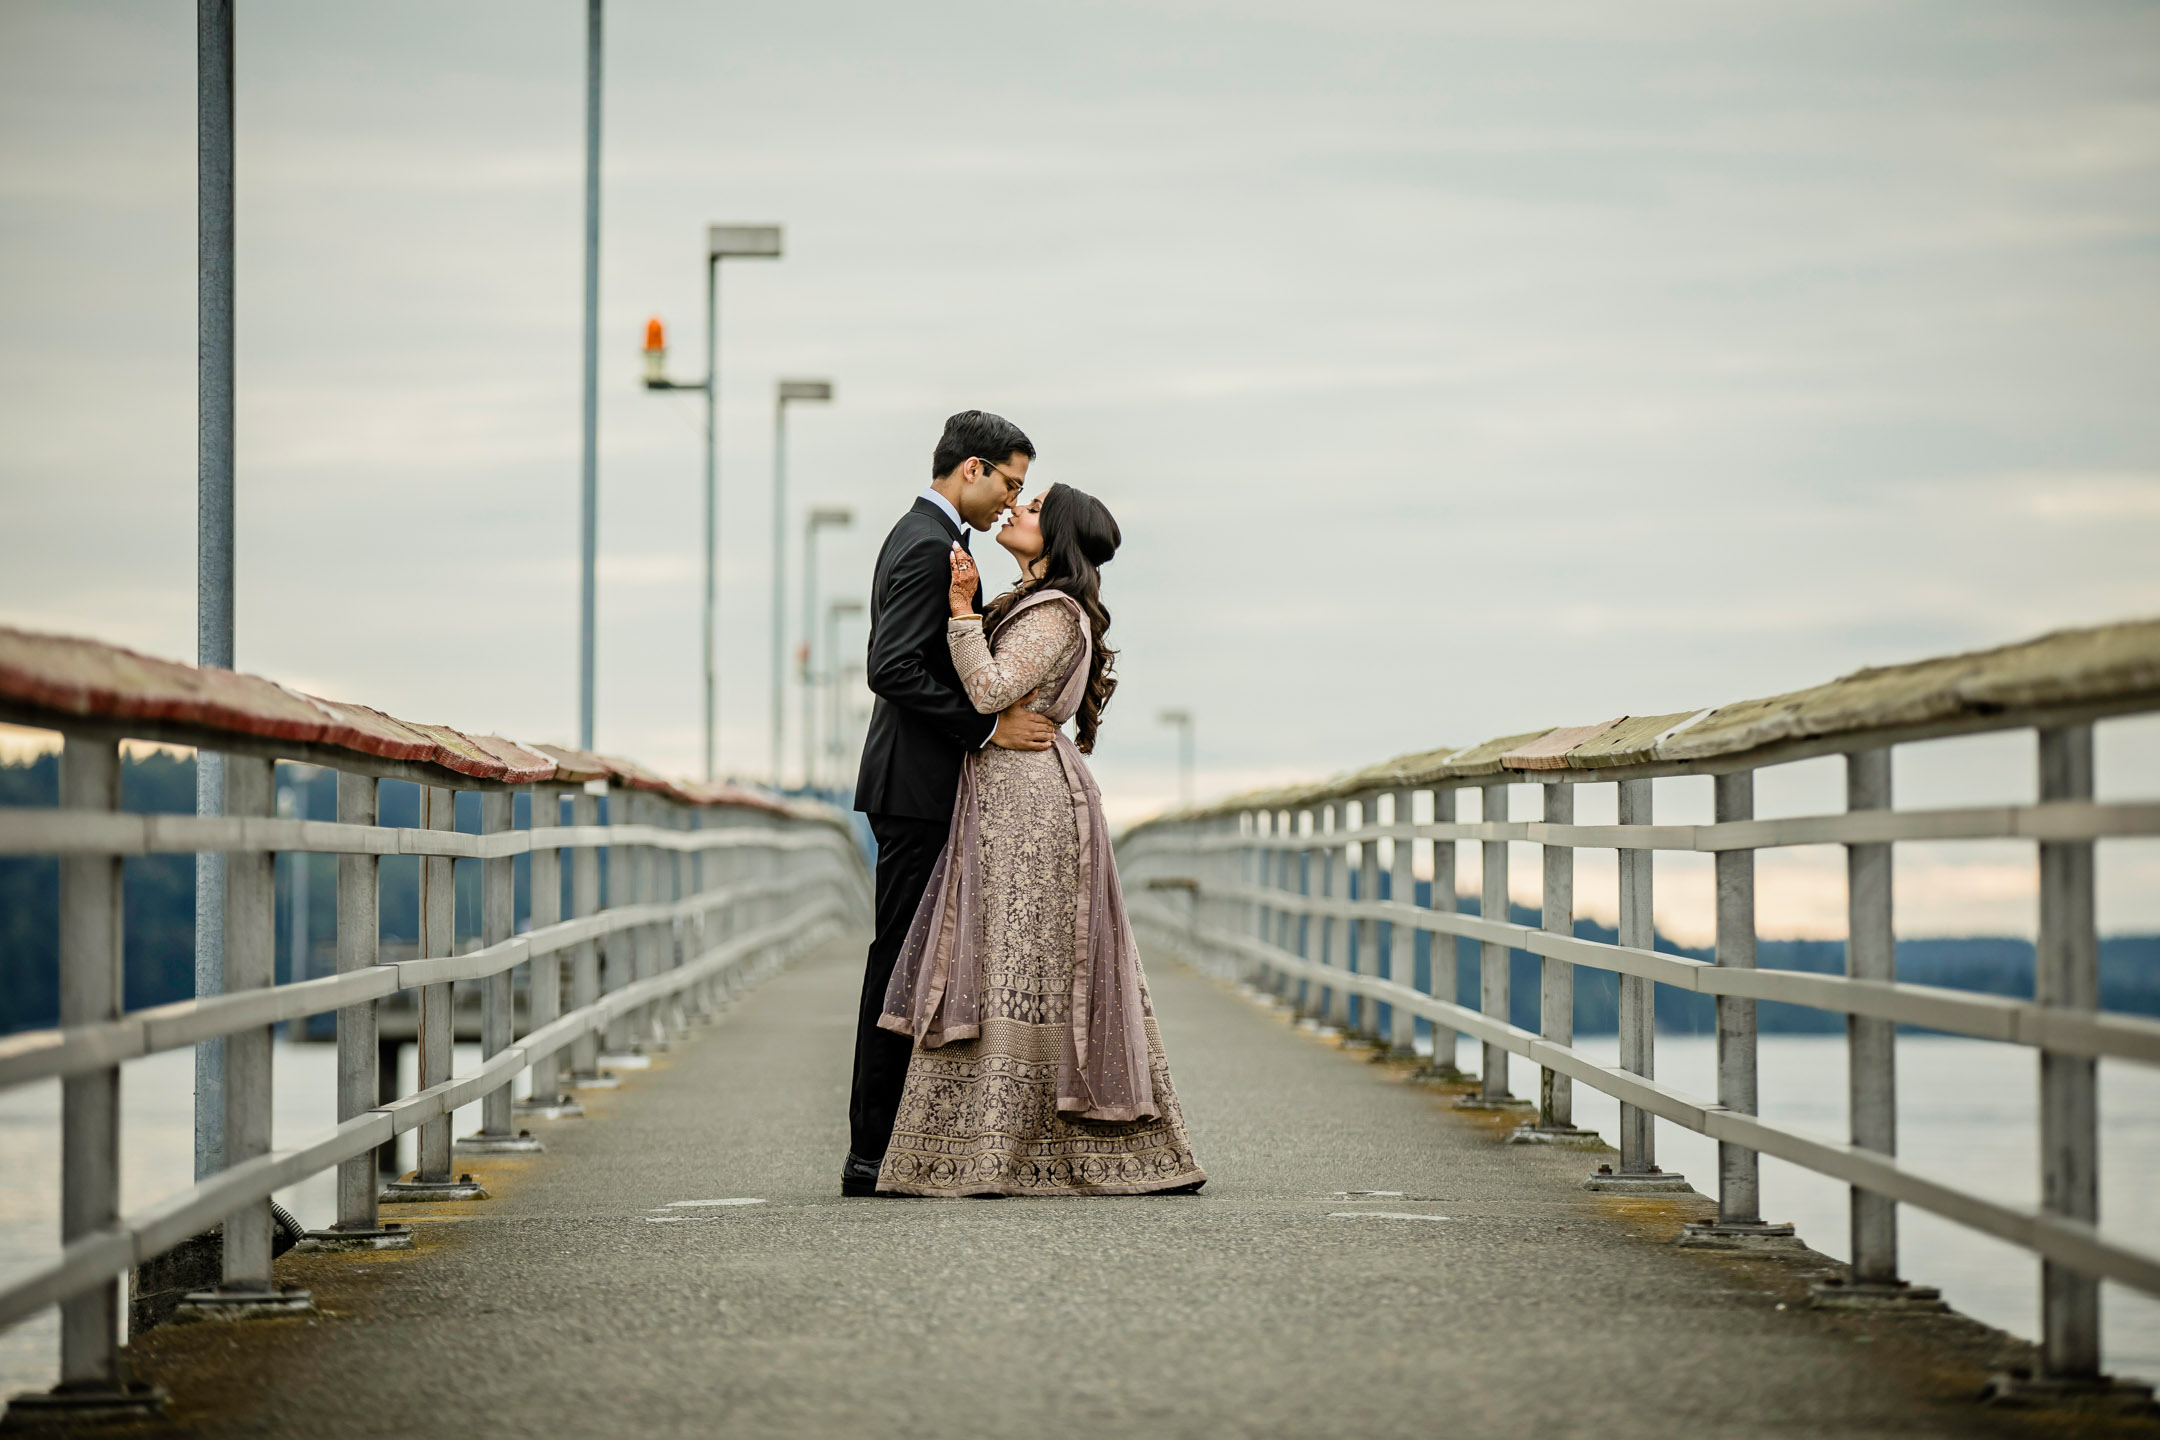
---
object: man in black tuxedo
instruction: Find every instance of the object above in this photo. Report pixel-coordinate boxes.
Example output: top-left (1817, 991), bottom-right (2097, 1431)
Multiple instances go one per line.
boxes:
top-left (843, 410), bottom-right (1056, 1196)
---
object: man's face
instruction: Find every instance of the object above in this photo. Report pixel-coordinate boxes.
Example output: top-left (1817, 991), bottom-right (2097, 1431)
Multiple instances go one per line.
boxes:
top-left (954, 452), bottom-right (1029, 530)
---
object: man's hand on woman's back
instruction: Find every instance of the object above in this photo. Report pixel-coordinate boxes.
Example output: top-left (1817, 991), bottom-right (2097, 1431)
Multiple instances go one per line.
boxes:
top-left (991, 696), bottom-right (1056, 751)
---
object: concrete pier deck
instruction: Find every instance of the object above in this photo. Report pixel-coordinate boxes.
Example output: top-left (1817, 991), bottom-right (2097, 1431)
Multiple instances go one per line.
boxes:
top-left (122, 935), bottom-right (2128, 1438)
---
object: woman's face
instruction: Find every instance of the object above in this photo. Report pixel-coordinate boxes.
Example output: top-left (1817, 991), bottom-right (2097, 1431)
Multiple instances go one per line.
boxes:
top-left (996, 488), bottom-right (1046, 566)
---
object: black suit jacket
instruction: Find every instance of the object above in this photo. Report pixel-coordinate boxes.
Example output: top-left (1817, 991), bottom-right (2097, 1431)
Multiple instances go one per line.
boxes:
top-left (853, 496), bottom-right (995, 821)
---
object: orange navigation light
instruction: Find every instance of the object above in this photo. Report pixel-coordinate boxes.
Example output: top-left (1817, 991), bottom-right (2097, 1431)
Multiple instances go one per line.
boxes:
top-left (641, 316), bottom-right (668, 385)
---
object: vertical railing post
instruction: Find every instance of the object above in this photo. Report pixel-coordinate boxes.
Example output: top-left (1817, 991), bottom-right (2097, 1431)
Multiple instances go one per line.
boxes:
top-left (1225, 813), bottom-right (1243, 977)
top-left (1356, 794), bottom-right (1380, 1040)
top-left (217, 756), bottom-right (289, 1289)
top-left (1681, 768), bottom-right (1791, 1245)
top-left (568, 787), bottom-right (607, 1086)
top-left (1244, 811), bottom-right (1261, 980)
top-left (1319, 803), bottom-right (1342, 1027)
top-left (687, 806), bottom-right (712, 1020)
top-left (669, 807), bottom-right (686, 1031)
top-left (1715, 770), bottom-right (1757, 1222)
top-left (1295, 809), bottom-right (1314, 1015)
top-left (330, 770), bottom-right (398, 1238)
top-left (714, 807), bottom-right (744, 1004)
top-left (461, 790), bottom-right (534, 1153)
top-left (1830, 747), bottom-right (1932, 1301)
top-left (1475, 780), bottom-right (1514, 1102)
top-left (1592, 777), bottom-right (1685, 1190)
top-left (1388, 788), bottom-right (1416, 1056)
top-left (1427, 787), bottom-right (1460, 1077)
top-left (626, 793), bottom-right (653, 1049)
top-left (57, 735), bottom-right (124, 1384)
top-left (419, 786), bottom-right (455, 1182)
top-left (2037, 723), bottom-right (2101, 1381)
top-left (601, 784), bottom-right (631, 1057)
top-left (385, 784), bottom-right (482, 1200)
top-left (1275, 811), bottom-right (1295, 1001)
top-left (1524, 780), bottom-right (1591, 1141)
top-left (640, 796), bottom-right (665, 1037)
top-left (521, 785), bottom-right (575, 1117)
top-left (643, 795), bottom-right (667, 1044)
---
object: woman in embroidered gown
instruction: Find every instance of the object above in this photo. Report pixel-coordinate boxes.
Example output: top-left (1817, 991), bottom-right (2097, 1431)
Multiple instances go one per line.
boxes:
top-left (876, 483), bottom-right (1206, 1197)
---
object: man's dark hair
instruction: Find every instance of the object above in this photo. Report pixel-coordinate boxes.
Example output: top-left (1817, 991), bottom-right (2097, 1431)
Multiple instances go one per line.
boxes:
top-left (931, 410), bottom-right (1035, 480)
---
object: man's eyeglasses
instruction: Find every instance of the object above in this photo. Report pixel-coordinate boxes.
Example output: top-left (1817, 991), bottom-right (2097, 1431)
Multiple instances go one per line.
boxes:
top-left (977, 459), bottom-right (1025, 490)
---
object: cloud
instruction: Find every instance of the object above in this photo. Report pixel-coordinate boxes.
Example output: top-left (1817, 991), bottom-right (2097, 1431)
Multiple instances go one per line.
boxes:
top-left (1, 0), bottom-right (2156, 886)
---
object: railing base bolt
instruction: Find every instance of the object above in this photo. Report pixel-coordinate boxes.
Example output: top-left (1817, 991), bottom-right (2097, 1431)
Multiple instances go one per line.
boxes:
top-left (1982, 1369), bottom-right (2157, 1416)
top-left (380, 1173), bottom-right (490, 1203)
top-left (294, 1223), bottom-right (413, 1253)
top-left (516, 1095), bottom-right (585, 1120)
top-left (0, 1380), bottom-right (166, 1429)
top-left (455, 1129), bottom-right (546, 1155)
top-left (1582, 1166), bottom-right (1694, 1194)
top-left (1675, 1220), bottom-right (1803, 1252)
top-left (171, 1285), bottom-right (316, 1323)
top-left (1507, 1124), bottom-right (1603, 1147)
top-left (1807, 1275), bottom-right (1946, 1312)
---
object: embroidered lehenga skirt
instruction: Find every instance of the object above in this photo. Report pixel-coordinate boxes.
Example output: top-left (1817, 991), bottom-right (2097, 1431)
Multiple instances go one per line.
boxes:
top-left (876, 742), bottom-right (1206, 1197)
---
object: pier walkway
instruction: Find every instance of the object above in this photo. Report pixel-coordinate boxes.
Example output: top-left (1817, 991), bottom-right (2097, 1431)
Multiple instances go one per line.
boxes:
top-left (122, 934), bottom-right (2060, 1439)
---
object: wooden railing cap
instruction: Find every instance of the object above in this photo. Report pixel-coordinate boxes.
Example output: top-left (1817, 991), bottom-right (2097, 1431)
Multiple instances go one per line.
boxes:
top-left (1132, 615), bottom-right (2160, 826)
top-left (0, 623), bottom-right (786, 809)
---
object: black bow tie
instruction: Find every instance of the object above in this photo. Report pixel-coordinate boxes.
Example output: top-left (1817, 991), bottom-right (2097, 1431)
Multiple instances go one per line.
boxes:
top-left (958, 529), bottom-right (971, 553)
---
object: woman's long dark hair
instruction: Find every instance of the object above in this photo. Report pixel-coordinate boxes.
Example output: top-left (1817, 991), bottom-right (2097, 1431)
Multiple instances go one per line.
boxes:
top-left (981, 482), bottom-right (1120, 753)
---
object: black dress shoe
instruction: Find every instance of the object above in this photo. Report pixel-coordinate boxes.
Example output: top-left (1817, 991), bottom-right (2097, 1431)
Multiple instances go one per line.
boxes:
top-left (840, 1151), bottom-right (881, 1197)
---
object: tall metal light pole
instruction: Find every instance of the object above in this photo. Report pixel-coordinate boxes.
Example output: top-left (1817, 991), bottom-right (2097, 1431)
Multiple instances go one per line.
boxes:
top-left (1159, 709), bottom-right (1195, 809)
top-left (772, 380), bottom-right (833, 789)
top-left (195, 0), bottom-right (235, 1185)
top-left (825, 598), bottom-right (865, 791)
top-left (576, 0), bottom-right (602, 751)
top-left (641, 224), bottom-right (781, 780)
top-left (800, 505), bottom-right (851, 787)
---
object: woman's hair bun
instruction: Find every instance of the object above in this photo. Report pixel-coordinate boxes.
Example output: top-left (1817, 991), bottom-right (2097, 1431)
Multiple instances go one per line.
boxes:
top-left (1049, 482), bottom-right (1121, 568)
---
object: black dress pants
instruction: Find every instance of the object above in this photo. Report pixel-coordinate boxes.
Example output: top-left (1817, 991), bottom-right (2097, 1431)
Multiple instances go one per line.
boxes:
top-left (847, 813), bottom-right (948, 1164)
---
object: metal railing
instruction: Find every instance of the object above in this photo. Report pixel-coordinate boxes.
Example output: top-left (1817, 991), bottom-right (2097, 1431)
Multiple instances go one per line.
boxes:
top-left (1118, 617), bottom-right (2160, 1395)
top-left (0, 625), bottom-right (872, 1403)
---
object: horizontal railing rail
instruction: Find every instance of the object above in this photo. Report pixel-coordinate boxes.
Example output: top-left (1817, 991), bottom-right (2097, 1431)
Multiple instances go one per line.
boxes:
top-left (0, 862), bottom-right (854, 1089)
top-left (0, 812), bottom-right (848, 858)
top-left (1171, 879), bottom-right (2160, 1063)
top-left (1117, 614), bottom-right (2160, 1395)
top-left (0, 623), bottom-right (874, 1408)
top-left (1165, 799), bottom-right (2160, 853)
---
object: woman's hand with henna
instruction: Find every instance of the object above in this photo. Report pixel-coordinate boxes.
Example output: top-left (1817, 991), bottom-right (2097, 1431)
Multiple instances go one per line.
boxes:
top-left (948, 543), bottom-right (980, 618)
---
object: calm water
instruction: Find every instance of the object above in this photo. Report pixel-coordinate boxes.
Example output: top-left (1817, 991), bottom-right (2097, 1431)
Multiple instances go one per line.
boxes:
top-left (2, 1034), bottom-right (2155, 1398)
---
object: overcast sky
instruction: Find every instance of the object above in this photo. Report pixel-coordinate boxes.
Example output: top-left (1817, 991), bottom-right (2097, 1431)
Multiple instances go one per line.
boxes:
top-left (3, 1), bottom-right (2157, 937)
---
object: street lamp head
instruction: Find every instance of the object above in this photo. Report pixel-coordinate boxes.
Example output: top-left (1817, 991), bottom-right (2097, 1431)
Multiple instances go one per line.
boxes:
top-left (830, 598), bottom-right (866, 617)
top-left (709, 223), bottom-right (782, 259)
top-left (1158, 709), bottom-right (1192, 728)
top-left (778, 378), bottom-right (834, 404)
top-left (642, 316), bottom-right (667, 385)
top-left (808, 507), bottom-right (853, 532)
